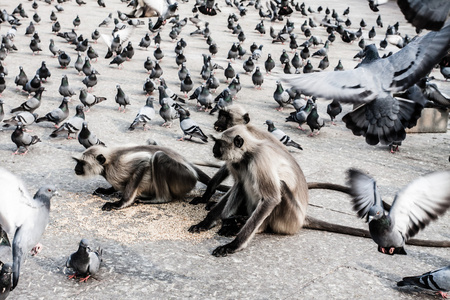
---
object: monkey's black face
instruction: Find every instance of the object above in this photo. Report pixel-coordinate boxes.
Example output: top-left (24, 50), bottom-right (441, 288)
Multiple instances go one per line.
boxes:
top-left (74, 159), bottom-right (85, 176)
top-left (213, 140), bottom-right (225, 159)
top-left (214, 111), bottom-right (231, 132)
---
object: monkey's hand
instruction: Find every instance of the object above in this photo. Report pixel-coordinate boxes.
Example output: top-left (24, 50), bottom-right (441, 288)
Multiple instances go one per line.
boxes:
top-left (189, 196), bottom-right (207, 205)
top-left (217, 216), bottom-right (248, 236)
top-left (212, 241), bottom-right (239, 257)
top-left (102, 201), bottom-right (123, 211)
top-left (94, 186), bottom-right (116, 196)
top-left (188, 220), bottom-right (216, 233)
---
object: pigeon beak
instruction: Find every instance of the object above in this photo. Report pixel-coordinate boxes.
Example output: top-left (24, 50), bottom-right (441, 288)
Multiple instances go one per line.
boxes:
top-left (367, 215), bottom-right (373, 223)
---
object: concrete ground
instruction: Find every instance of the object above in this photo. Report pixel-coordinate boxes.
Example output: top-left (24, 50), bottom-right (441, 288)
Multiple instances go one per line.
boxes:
top-left (0, 0), bottom-right (448, 299)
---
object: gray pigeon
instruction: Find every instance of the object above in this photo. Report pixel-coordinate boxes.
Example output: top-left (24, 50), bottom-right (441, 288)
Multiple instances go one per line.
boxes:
top-left (79, 88), bottom-right (107, 111)
top-left (3, 111), bottom-right (38, 128)
top-left (58, 75), bottom-right (76, 98)
top-left (50, 105), bottom-right (85, 139)
top-left (129, 96), bottom-right (156, 131)
top-left (115, 85), bottom-right (130, 112)
top-left (74, 53), bottom-right (84, 75)
top-left (78, 122), bottom-right (105, 149)
top-left (273, 81), bottom-right (291, 111)
top-left (265, 120), bottom-right (302, 150)
top-left (326, 99), bottom-right (342, 125)
top-left (397, 265), bottom-right (450, 298)
top-left (285, 98), bottom-right (314, 130)
top-left (23, 74), bottom-right (41, 94)
top-left (251, 67), bottom-right (264, 89)
top-left (66, 239), bottom-right (102, 282)
top-left (159, 98), bottom-right (179, 128)
top-left (177, 108), bottom-right (208, 142)
top-left (14, 66), bottom-right (28, 90)
top-left (197, 85), bottom-right (214, 111)
top-left (306, 104), bottom-right (324, 136)
top-left (347, 168), bottom-right (450, 255)
top-left (36, 97), bottom-right (70, 127)
top-left (0, 168), bottom-right (57, 290)
top-left (11, 86), bottom-right (44, 113)
top-left (11, 123), bottom-right (41, 155)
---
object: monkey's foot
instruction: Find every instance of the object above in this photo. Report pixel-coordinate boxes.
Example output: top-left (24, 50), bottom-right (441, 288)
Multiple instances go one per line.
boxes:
top-left (437, 291), bottom-right (448, 298)
top-left (102, 201), bottom-right (122, 211)
top-left (218, 216), bottom-right (248, 237)
top-left (79, 275), bottom-right (91, 282)
top-left (188, 220), bottom-right (213, 233)
top-left (189, 196), bottom-right (207, 205)
top-left (212, 241), bottom-right (238, 257)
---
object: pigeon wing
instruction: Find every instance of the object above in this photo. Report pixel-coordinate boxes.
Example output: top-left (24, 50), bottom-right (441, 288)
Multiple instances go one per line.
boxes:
top-left (390, 170), bottom-right (450, 241)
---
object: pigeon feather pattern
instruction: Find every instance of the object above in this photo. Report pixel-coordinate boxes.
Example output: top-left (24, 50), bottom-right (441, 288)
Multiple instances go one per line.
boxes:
top-left (283, 21), bottom-right (450, 103)
top-left (347, 169), bottom-right (450, 255)
top-left (397, 265), bottom-right (450, 297)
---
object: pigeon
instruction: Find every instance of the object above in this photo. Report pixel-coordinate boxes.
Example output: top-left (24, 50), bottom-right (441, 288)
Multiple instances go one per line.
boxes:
top-left (326, 99), bottom-right (342, 125)
top-left (149, 62), bottom-right (163, 80)
top-left (264, 54), bottom-right (276, 73)
top-left (144, 57), bottom-right (155, 73)
top-left (347, 168), bottom-right (450, 255)
top-left (99, 13), bottom-right (112, 27)
top-left (11, 122), bottom-right (41, 155)
top-left (180, 73), bottom-right (194, 96)
top-left (11, 86), bottom-right (45, 113)
top-left (159, 98), bottom-right (179, 127)
top-left (3, 111), bottom-right (38, 128)
top-left (133, 1), bottom-right (178, 29)
top-left (129, 96), bottom-right (156, 131)
top-left (265, 120), bottom-right (302, 150)
top-left (143, 78), bottom-right (156, 95)
top-left (50, 105), bottom-right (85, 139)
top-left (139, 33), bottom-right (152, 49)
top-left (66, 239), bottom-right (102, 282)
top-left (58, 75), bottom-right (76, 98)
top-left (273, 81), bottom-right (291, 110)
top-left (36, 97), bottom-right (70, 127)
top-left (91, 29), bottom-right (101, 43)
top-left (252, 67), bottom-right (264, 89)
top-left (283, 23), bottom-right (450, 145)
top-left (306, 103), bottom-right (324, 136)
top-left (82, 72), bottom-right (98, 91)
top-left (115, 85), bottom-right (130, 112)
top-left (243, 56), bottom-right (255, 73)
top-left (49, 39), bottom-right (58, 57)
top-left (23, 74), bottom-right (42, 94)
top-left (177, 108), bottom-right (208, 142)
top-left (36, 61), bottom-right (51, 82)
top-left (285, 98), bottom-right (314, 130)
top-left (397, 0), bottom-right (450, 31)
top-left (397, 265), bottom-right (450, 298)
top-left (0, 168), bottom-right (57, 290)
top-left (196, 85), bottom-right (214, 111)
top-left (14, 66), bottom-right (28, 90)
top-left (78, 122), bottom-right (105, 149)
top-left (87, 46), bottom-right (99, 61)
top-left (79, 88), bottom-right (107, 111)
top-left (210, 89), bottom-right (233, 115)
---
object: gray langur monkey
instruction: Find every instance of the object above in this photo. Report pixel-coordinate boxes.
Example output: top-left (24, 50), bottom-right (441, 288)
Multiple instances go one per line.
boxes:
top-left (189, 125), bottom-right (309, 256)
top-left (73, 144), bottom-right (227, 211)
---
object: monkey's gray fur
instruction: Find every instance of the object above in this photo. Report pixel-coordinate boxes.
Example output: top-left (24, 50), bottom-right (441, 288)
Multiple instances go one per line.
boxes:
top-left (189, 125), bottom-right (309, 256)
top-left (74, 144), bottom-right (212, 211)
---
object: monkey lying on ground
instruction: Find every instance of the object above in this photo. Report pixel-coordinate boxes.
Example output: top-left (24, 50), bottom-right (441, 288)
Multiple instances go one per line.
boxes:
top-left (189, 106), bottom-right (450, 254)
top-left (189, 125), bottom-right (309, 256)
top-left (73, 145), bottom-right (228, 211)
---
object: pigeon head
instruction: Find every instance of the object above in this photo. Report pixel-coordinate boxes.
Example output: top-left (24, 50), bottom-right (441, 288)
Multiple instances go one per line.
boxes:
top-left (79, 239), bottom-right (89, 249)
top-left (34, 185), bottom-right (58, 208)
top-left (367, 205), bottom-right (384, 223)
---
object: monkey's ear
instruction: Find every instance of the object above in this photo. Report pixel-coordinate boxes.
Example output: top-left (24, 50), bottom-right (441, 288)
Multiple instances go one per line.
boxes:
top-left (96, 154), bottom-right (106, 165)
top-left (243, 113), bottom-right (250, 124)
top-left (233, 135), bottom-right (244, 148)
top-left (209, 134), bottom-right (218, 142)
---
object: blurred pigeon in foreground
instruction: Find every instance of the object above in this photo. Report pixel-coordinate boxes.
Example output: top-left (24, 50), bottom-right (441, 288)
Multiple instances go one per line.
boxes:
top-left (66, 239), bottom-right (102, 282)
top-left (265, 120), bottom-right (302, 150)
top-left (347, 168), bottom-right (450, 256)
top-left (397, 265), bottom-right (450, 298)
top-left (0, 168), bottom-right (57, 290)
top-left (397, 0), bottom-right (450, 31)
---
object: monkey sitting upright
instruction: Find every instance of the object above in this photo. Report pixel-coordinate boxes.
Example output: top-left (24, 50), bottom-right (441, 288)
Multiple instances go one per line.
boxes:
top-left (189, 125), bottom-right (309, 256)
top-left (73, 145), bottom-right (217, 211)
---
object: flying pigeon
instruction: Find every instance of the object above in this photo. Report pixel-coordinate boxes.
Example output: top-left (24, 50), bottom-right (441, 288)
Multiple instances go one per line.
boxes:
top-left (347, 168), bottom-right (450, 255)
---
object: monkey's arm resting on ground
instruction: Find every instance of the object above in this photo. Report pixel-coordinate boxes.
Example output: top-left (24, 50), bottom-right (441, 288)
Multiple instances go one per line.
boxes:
top-left (190, 165), bottom-right (231, 205)
top-left (93, 186), bottom-right (117, 196)
top-left (189, 190), bottom-right (231, 233)
top-left (102, 162), bottom-right (149, 211)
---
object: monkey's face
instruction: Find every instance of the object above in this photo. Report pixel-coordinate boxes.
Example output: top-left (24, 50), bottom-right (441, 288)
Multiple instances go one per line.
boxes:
top-left (73, 149), bottom-right (106, 177)
top-left (212, 134), bottom-right (246, 163)
top-left (214, 110), bottom-right (231, 132)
